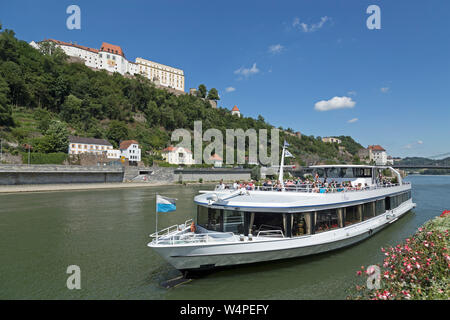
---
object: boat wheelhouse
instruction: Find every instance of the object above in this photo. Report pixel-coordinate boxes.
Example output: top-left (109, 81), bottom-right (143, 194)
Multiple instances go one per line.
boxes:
top-left (148, 164), bottom-right (415, 272)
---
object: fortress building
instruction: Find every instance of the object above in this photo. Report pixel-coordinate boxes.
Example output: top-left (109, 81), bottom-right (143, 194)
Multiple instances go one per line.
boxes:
top-left (30, 39), bottom-right (184, 92)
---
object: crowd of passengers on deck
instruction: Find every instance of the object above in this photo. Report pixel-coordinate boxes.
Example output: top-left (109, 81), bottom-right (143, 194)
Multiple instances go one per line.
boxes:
top-left (216, 173), bottom-right (396, 193)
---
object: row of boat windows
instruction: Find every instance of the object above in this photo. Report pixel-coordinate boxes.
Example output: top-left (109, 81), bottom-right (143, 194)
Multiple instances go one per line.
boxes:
top-left (197, 191), bottom-right (411, 237)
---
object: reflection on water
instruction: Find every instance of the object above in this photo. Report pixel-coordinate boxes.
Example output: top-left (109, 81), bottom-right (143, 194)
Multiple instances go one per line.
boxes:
top-left (0, 175), bottom-right (448, 299)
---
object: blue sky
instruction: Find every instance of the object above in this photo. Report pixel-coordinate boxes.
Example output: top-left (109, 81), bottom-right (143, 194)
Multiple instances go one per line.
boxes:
top-left (1, 0), bottom-right (449, 158)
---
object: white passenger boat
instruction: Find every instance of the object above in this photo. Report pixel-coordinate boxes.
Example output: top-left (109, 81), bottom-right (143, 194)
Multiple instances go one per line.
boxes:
top-left (148, 149), bottom-right (415, 272)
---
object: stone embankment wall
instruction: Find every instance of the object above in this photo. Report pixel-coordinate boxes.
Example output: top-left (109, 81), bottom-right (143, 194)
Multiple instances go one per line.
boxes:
top-left (0, 165), bottom-right (252, 185)
top-left (0, 165), bottom-right (124, 185)
top-left (128, 167), bottom-right (251, 184)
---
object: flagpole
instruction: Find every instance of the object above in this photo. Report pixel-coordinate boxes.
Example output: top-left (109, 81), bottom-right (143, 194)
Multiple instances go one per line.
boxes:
top-left (155, 193), bottom-right (158, 238)
top-left (278, 142), bottom-right (286, 191)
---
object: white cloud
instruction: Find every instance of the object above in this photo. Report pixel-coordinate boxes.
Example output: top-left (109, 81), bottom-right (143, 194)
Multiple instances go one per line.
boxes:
top-left (404, 144), bottom-right (413, 149)
top-left (293, 16), bottom-right (330, 32)
top-left (380, 87), bottom-right (390, 93)
top-left (268, 44), bottom-right (284, 54)
top-left (347, 118), bottom-right (358, 123)
top-left (404, 140), bottom-right (424, 149)
top-left (234, 63), bottom-right (260, 78)
top-left (347, 91), bottom-right (357, 96)
top-left (225, 86), bottom-right (236, 93)
top-left (314, 96), bottom-right (356, 112)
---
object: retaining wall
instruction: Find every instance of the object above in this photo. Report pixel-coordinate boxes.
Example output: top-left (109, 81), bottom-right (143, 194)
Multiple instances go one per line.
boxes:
top-left (0, 165), bottom-right (124, 185)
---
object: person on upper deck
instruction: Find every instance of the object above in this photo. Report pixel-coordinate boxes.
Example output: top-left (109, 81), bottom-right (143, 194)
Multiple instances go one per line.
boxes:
top-left (216, 179), bottom-right (225, 190)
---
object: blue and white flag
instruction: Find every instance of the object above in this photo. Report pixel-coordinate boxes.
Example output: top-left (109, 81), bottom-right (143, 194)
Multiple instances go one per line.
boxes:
top-left (284, 149), bottom-right (294, 158)
top-left (284, 140), bottom-right (290, 147)
top-left (156, 195), bottom-right (177, 212)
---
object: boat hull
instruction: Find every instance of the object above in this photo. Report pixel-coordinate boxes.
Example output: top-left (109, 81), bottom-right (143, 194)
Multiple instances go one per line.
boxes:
top-left (149, 201), bottom-right (415, 271)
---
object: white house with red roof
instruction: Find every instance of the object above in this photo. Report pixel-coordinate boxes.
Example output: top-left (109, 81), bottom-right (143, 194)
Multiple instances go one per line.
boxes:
top-left (120, 140), bottom-right (141, 163)
top-left (161, 146), bottom-right (194, 165)
top-left (368, 145), bottom-right (388, 165)
top-left (209, 154), bottom-right (223, 167)
top-left (231, 105), bottom-right (241, 117)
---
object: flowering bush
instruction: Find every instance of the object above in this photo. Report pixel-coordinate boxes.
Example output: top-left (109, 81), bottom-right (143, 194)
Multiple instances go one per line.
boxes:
top-left (350, 212), bottom-right (450, 300)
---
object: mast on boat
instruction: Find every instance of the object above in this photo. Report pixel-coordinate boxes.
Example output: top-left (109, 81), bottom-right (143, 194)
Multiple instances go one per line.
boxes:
top-left (278, 141), bottom-right (291, 191)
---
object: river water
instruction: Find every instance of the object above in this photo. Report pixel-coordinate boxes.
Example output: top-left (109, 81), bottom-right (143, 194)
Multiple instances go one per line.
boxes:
top-left (0, 175), bottom-right (448, 299)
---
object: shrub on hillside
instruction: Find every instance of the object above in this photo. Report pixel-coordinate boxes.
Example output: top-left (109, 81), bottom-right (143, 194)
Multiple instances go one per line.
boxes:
top-left (21, 152), bottom-right (68, 164)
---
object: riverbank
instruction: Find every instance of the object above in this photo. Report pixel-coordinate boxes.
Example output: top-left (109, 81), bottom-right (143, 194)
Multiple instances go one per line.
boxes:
top-left (0, 180), bottom-right (220, 194)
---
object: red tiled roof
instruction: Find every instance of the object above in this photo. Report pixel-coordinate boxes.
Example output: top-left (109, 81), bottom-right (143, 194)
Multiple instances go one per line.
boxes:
top-left (232, 105), bottom-right (240, 111)
top-left (209, 154), bottom-right (222, 161)
top-left (368, 145), bottom-right (386, 151)
top-left (120, 140), bottom-right (138, 150)
top-left (162, 146), bottom-right (176, 152)
top-left (162, 146), bottom-right (192, 153)
top-left (100, 42), bottom-right (125, 57)
top-left (44, 39), bottom-right (99, 54)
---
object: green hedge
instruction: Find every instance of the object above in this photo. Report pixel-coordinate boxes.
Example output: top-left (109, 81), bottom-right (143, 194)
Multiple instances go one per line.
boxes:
top-left (21, 152), bottom-right (68, 164)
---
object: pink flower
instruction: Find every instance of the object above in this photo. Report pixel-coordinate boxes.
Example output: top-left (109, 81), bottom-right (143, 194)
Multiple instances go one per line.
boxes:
top-left (367, 266), bottom-right (376, 275)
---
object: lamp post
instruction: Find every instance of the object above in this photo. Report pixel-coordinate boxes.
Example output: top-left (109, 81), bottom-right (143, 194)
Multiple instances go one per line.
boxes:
top-left (23, 143), bottom-right (32, 166)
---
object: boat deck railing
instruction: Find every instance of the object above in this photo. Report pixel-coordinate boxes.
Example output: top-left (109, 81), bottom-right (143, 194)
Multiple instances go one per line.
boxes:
top-left (256, 229), bottom-right (285, 238)
top-left (153, 231), bottom-right (238, 245)
top-left (151, 227), bottom-right (288, 245)
top-left (215, 182), bottom-right (409, 194)
top-left (149, 218), bottom-right (193, 239)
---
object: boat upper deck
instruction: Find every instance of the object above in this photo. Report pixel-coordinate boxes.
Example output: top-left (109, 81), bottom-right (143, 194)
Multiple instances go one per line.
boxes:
top-left (216, 181), bottom-right (409, 194)
top-left (194, 182), bottom-right (411, 212)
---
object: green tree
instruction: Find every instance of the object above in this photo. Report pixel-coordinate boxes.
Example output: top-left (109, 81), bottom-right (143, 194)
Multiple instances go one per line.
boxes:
top-left (106, 120), bottom-right (129, 148)
top-left (38, 120), bottom-right (69, 153)
top-left (60, 94), bottom-right (82, 124)
top-left (38, 41), bottom-right (58, 56)
top-left (0, 76), bottom-right (13, 126)
top-left (207, 88), bottom-right (220, 101)
top-left (197, 84), bottom-right (207, 98)
top-left (0, 61), bottom-right (29, 107)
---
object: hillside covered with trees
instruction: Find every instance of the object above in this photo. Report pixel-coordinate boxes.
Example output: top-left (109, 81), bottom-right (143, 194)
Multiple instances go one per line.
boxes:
top-left (0, 24), bottom-right (365, 166)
